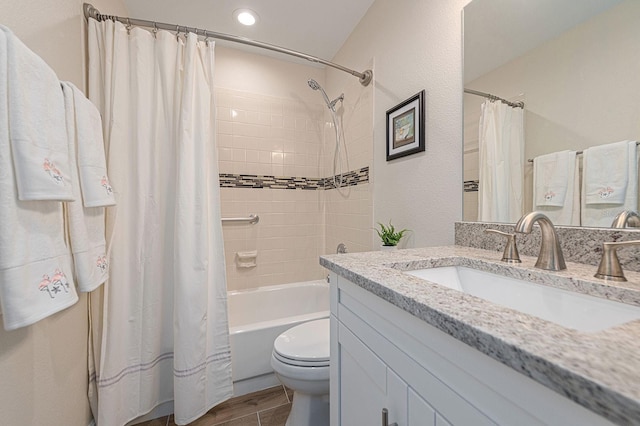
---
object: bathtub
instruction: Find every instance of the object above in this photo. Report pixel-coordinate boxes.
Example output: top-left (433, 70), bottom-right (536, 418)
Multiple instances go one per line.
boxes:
top-left (228, 280), bottom-right (329, 396)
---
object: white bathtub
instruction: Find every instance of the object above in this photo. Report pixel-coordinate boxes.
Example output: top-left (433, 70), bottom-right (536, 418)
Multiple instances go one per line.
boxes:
top-left (228, 280), bottom-right (329, 396)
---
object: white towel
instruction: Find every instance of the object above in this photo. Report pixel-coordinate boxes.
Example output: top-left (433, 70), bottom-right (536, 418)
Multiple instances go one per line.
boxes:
top-left (62, 82), bottom-right (110, 292)
top-left (0, 25), bottom-right (74, 202)
top-left (584, 140), bottom-right (632, 205)
top-left (68, 84), bottom-right (115, 207)
top-left (582, 141), bottom-right (638, 227)
top-left (533, 156), bottom-right (580, 226)
top-left (0, 29), bottom-right (78, 330)
top-left (533, 150), bottom-right (575, 207)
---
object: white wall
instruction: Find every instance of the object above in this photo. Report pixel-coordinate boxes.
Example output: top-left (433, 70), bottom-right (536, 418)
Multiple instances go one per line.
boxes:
top-left (331, 0), bottom-right (469, 248)
top-left (0, 1), bottom-right (127, 425)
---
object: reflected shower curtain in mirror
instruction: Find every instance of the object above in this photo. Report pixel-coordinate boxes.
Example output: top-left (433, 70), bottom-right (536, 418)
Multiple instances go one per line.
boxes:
top-left (86, 19), bottom-right (232, 426)
top-left (478, 101), bottom-right (524, 222)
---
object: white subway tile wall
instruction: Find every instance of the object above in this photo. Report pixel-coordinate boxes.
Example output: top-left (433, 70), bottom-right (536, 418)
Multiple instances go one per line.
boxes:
top-left (216, 88), bottom-right (324, 179)
top-left (220, 187), bottom-right (325, 291)
top-left (216, 83), bottom-right (373, 292)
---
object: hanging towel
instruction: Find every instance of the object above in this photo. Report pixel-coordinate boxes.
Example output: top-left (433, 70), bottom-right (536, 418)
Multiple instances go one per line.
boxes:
top-left (0, 29), bottom-right (78, 330)
top-left (62, 82), bottom-right (110, 292)
top-left (68, 83), bottom-right (116, 207)
top-left (0, 25), bottom-right (74, 202)
top-left (533, 150), bottom-right (576, 207)
top-left (582, 140), bottom-right (638, 227)
top-left (533, 155), bottom-right (580, 226)
top-left (584, 140), bottom-right (632, 205)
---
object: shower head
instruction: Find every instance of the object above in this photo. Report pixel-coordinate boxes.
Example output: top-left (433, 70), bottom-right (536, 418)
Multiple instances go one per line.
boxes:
top-left (307, 79), bottom-right (321, 91)
top-left (307, 78), bottom-right (343, 112)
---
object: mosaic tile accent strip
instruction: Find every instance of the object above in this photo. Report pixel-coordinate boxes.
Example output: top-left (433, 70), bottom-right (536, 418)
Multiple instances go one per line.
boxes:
top-left (219, 167), bottom-right (369, 190)
top-left (464, 180), bottom-right (479, 192)
top-left (325, 167), bottom-right (369, 188)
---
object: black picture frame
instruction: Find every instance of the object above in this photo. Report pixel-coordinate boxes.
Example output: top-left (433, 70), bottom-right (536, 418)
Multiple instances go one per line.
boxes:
top-left (386, 90), bottom-right (425, 161)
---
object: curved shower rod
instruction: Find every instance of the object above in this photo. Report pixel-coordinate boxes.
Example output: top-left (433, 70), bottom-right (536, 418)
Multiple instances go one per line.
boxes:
top-left (82, 3), bottom-right (373, 86)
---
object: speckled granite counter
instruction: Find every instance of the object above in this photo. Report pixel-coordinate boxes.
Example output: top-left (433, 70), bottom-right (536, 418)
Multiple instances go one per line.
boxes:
top-left (320, 246), bottom-right (640, 425)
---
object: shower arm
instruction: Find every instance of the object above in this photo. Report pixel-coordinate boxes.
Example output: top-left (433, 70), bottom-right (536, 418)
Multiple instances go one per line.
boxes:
top-left (82, 3), bottom-right (373, 86)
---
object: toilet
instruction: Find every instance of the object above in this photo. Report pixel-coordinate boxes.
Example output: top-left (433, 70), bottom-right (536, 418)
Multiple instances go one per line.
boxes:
top-left (271, 318), bottom-right (330, 426)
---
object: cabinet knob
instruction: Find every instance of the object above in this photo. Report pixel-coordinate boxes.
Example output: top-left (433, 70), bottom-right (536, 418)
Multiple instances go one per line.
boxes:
top-left (382, 408), bottom-right (398, 426)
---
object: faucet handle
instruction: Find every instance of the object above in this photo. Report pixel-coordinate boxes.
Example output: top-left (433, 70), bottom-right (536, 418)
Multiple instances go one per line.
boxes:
top-left (484, 229), bottom-right (521, 263)
top-left (594, 240), bottom-right (640, 282)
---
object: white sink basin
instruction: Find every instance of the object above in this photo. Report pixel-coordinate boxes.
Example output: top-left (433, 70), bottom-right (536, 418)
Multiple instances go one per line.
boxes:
top-left (406, 266), bottom-right (640, 332)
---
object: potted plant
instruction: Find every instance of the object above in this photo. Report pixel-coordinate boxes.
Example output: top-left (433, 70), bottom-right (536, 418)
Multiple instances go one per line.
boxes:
top-left (375, 221), bottom-right (409, 250)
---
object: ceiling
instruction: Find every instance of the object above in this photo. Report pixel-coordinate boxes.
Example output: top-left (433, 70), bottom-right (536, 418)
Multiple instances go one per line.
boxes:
top-left (122, 0), bottom-right (376, 65)
top-left (464, 0), bottom-right (623, 83)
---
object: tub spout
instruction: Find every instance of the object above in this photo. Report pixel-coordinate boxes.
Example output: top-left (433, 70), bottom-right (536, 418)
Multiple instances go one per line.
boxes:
top-left (515, 212), bottom-right (566, 271)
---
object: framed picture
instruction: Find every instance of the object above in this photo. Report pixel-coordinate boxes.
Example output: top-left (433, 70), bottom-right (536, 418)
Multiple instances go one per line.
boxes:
top-left (386, 90), bottom-right (425, 161)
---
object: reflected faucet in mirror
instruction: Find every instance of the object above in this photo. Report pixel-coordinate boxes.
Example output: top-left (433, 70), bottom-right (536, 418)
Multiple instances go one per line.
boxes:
top-left (611, 210), bottom-right (640, 228)
top-left (515, 212), bottom-right (567, 271)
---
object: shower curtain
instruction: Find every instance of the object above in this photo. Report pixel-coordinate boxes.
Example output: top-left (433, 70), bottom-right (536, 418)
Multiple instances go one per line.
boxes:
top-left (478, 100), bottom-right (524, 223)
top-left (87, 19), bottom-right (232, 426)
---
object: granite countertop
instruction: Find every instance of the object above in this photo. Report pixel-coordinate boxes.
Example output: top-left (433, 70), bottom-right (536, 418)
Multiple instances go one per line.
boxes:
top-left (320, 246), bottom-right (640, 425)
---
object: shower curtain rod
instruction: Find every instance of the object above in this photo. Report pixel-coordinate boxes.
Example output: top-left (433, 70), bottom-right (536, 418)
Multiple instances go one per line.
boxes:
top-left (526, 141), bottom-right (640, 163)
top-left (82, 3), bottom-right (373, 86)
top-left (464, 88), bottom-right (524, 109)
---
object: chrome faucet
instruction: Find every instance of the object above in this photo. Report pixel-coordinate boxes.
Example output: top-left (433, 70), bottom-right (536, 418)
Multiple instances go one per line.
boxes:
top-left (594, 240), bottom-right (640, 282)
top-left (611, 210), bottom-right (640, 228)
top-left (514, 212), bottom-right (567, 271)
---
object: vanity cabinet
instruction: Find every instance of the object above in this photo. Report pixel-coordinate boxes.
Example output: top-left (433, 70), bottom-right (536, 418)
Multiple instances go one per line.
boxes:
top-left (329, 272), bottom-right (614, 426)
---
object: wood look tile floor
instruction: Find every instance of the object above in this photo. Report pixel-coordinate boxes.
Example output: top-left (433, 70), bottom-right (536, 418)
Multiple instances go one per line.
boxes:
top-left (136, 385), bottom-right (292, 426)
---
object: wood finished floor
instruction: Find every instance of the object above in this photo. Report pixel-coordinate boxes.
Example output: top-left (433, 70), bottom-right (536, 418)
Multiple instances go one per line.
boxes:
top-left (136, 385), bottom-right (293, 426)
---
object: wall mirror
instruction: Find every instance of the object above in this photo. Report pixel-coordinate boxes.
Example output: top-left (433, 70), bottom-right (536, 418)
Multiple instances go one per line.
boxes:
top-left (463, 0), bottom-right (640, 228)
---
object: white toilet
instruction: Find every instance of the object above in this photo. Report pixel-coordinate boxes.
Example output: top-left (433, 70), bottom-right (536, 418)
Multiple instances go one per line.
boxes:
top-left (271, 318), bottom-right (330, 426)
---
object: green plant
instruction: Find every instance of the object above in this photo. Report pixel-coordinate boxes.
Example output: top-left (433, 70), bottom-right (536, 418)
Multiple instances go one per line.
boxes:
top-left (375, 221), bottom-right (409, 246)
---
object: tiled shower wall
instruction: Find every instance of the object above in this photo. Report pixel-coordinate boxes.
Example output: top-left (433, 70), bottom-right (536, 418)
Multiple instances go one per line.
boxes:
top-left (217, 88), bottom-right (326, 291)
top-left (216, 85), bottom-right (374, 291)
top-left (215, 56), bottom-right (374, 292)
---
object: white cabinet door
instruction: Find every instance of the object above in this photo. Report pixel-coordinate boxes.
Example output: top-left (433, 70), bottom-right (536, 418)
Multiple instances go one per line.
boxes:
top-left (435, 413), bottom-right (453, 426)
top-left (386, 368), bottom-right (408, 426)
top-left (408, 388), bottom-right (436, 426)
top-left (338, 323), bottom-right (387, 425)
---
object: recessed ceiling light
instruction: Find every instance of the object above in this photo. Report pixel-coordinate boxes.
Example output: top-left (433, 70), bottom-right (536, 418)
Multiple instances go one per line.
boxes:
top-left (233, 9), bottom-right (259, 26)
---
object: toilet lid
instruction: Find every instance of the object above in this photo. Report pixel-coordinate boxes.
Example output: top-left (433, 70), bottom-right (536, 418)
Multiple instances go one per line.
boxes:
top-left (273, 318), bottom-right (330, 363)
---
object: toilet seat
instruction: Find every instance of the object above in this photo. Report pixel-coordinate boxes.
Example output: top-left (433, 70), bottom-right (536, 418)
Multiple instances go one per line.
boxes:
top-left (273, 319), bottom-right (329, 367)
top-left (273, 350), bottom-right (329, 367)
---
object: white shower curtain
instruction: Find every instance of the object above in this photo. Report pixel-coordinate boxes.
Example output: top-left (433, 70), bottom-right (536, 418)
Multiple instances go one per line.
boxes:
top-left (478, 100), bottom-right (524, 223)
top-left (87, 19), bottom-right (232, 426)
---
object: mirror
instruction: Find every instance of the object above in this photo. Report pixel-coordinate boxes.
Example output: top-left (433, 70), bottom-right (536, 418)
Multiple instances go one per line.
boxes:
top-left (463, 0), bottom-right (640, 227)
